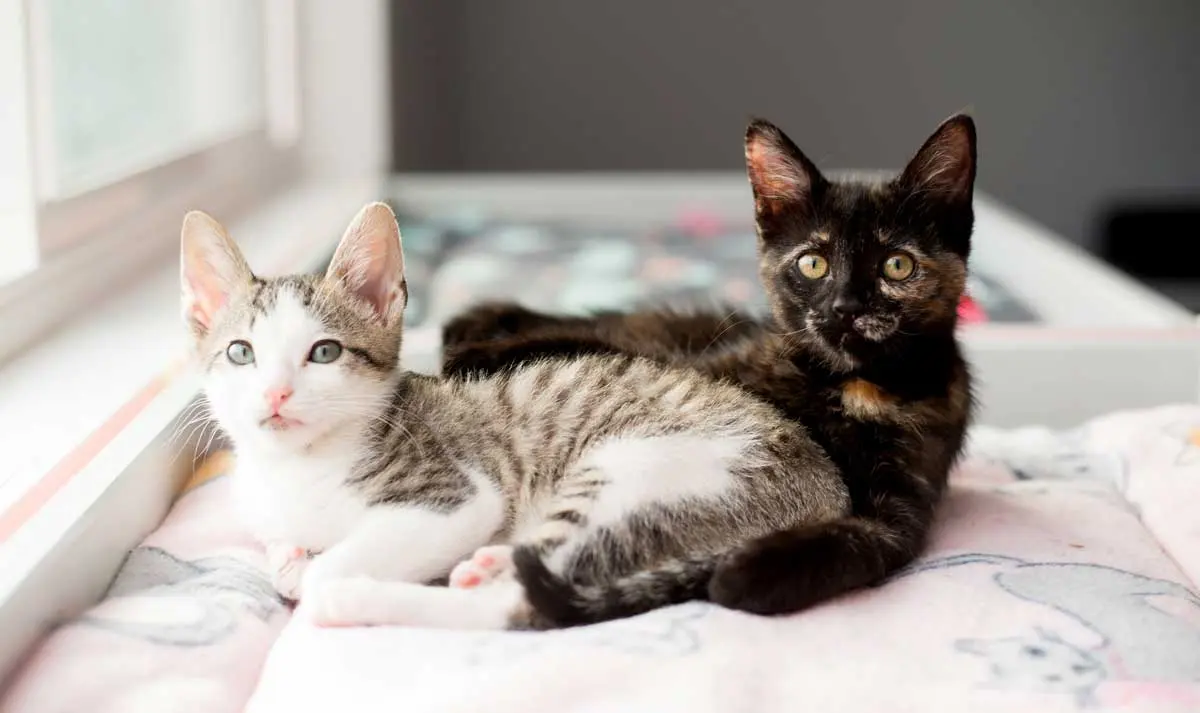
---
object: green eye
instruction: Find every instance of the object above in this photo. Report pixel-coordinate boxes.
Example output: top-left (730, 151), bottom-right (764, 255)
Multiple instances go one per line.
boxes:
top-left (309, 340), bottom-right (343, 364)
top-left (226, 340), bottom-right (255, 366)
top-left (797, 253), bottom-right (829, 279)
top-left (882, 253), bottom-right (916, 281)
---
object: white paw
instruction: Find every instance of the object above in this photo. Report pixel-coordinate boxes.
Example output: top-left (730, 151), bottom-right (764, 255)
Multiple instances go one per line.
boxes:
top-left (266, 543), bottom-right (310, 601)
top-left (449, 545), bottom-right (515, 589)
top-left (302, 578), bottom-right (384, 628)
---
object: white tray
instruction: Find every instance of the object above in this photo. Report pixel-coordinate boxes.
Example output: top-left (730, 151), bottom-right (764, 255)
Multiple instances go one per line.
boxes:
top-left (390, 173), bottom-right (1200, 427)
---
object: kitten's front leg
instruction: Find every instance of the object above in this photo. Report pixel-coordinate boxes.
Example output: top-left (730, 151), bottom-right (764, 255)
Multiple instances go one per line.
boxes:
top-left (266, 541), bottom-right (312, 601)
top-left (299, 498), bottom-right (505, 601)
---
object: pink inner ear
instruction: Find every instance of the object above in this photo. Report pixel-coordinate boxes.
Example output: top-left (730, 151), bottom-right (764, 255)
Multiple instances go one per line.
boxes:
top-left (327, 203), bottom-right (405, 321)
top-left (747, 140), bottom-right (808, 200)
top-left (187, 302), bottom-right (212, 330)
top-left (340, 249), bottom-right (402, 320)
top-left (184, 263), bottom-right (232, 330)
top-left (906, 121), bottom-right (975, 200)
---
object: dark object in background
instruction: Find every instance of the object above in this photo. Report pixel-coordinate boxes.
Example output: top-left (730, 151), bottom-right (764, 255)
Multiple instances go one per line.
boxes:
top-left (1101, 202), bottom-right (1200, 279)
top-left (1099, 201), bottom-right (1200, 312)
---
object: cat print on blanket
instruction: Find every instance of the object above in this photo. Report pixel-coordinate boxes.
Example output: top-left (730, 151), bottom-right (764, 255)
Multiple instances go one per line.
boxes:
top-left (180, 202), bottom-right (849, 630)
top-left (1163, 421), bottom-right (1200, 466)
top-left (464, 602), bottom-right (710, 666)
top-left (81, 546), bottom-right (283, 646)
top-left (902, 553), bottom-right (1200, 707)
top-left (957, 627), bottom-right (1107, 707)
top-left (967, 426), bottom-right (1128, 489)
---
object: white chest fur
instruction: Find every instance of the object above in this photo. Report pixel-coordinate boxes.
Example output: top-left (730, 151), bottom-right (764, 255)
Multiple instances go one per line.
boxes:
top-left (232, 447), bottom-right (370, 551)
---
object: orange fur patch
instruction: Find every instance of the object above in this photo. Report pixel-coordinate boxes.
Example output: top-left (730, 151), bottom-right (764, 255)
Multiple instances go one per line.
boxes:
top-left (181, 449), bottom-right (234, 495)
top-left (841, 378), bottom-right (898, 421)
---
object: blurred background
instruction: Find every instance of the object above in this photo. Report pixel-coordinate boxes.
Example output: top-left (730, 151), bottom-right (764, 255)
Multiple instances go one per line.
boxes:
top-left (391, 0), bottom-right (1200, 305)
top-left (2, 0), bottom-right (1198, 328)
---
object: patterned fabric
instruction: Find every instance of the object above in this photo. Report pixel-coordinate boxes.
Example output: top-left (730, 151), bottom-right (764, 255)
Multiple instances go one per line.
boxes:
top-left (389, 208), bottom-right (1038, 330)
top-left (1, 459), bottom-right (288, 713)
top-left (246, 405), bottom-right (1200, 713)
top-left (12, 406), bottom-right (1199, 712)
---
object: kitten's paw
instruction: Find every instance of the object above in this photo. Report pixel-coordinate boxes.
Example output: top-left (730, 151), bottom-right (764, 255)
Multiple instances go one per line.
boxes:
top-left (303, 578), bottom-right (382, 627)
top-left (267, 543), bottom-right (310, 602)
top-left (449, 545), bottom-right (515, 589)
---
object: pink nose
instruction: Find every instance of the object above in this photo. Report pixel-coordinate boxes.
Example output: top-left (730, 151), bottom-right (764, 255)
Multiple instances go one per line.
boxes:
top-left (265, 385), bottom-right (294, 413)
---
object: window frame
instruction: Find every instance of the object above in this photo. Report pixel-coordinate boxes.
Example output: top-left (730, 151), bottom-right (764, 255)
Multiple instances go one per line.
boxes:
top-left (0, 0), bottom-right (302, 368)
top-left (0, 0), bottom-right (393, 683)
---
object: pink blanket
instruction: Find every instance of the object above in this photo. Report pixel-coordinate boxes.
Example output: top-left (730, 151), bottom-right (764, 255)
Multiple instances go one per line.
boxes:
top-left (0, 453), bottom-right (289, 713)
top-left (7, 406), bottom-right (1200, 712)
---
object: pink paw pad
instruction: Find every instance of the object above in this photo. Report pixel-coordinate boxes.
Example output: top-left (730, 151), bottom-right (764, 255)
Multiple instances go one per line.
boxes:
top-left (449, 545), bottom-right (514, 589)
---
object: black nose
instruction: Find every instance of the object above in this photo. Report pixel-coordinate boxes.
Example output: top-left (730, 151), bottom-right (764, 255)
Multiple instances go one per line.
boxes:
top-left (832, 295), bottom-right (864, 319)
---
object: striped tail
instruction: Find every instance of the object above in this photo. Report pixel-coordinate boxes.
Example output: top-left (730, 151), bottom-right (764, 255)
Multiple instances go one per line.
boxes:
top-left (512, 546), bottom-right (716, 629)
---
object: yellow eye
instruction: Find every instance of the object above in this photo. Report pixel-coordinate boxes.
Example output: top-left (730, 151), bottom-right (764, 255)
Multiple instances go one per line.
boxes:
top-left (882, 253), bottom-right (916, 281)
top-left (797, 253), bottom-right (829, 279)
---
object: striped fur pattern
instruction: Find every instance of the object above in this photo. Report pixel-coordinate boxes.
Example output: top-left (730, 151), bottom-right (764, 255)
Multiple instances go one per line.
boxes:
top-left (181, 203), bottom-right (848, 630)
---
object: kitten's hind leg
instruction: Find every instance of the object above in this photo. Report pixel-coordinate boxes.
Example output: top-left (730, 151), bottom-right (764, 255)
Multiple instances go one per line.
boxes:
top-left (519, 464), bottom-right (611, 573)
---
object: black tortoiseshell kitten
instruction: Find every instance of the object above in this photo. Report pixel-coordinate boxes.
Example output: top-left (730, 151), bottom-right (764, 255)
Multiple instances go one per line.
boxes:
top-left (441, 115), bottom-right (977, 615)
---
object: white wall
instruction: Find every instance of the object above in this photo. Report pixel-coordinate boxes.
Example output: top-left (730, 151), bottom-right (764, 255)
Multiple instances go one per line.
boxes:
top-left (298, 0), bottom-right (391, 181)
top-left (391, 0), bottom-right (1200, 250)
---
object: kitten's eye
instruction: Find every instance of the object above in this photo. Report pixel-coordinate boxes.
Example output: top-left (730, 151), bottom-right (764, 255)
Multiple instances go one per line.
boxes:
top-left (226, 340), bottom-right (255, 366)
top-left (882, 253), bottom-right (916, 281)
top-left (308, 339), bottom-right (343, 364)
top-left (796, 253), bottom-right (829, 280)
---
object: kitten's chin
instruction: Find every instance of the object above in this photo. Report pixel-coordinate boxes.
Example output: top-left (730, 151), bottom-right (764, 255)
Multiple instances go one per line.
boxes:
top-left (231, 418), bottom-right (329, 452)
top-left (794, 325), bottom-right (860, 372)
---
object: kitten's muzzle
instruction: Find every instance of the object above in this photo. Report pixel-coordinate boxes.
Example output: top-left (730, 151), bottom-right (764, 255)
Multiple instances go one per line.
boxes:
top-left (831, 294), bottom-right (865, 321)
top-left (851, 315), bottom-right (900, 342)
top-left (260, 414), bottom-right (304, 430)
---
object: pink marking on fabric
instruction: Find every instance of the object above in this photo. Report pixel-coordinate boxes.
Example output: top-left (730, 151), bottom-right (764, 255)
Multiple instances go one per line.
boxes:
top-left (723, 279), bottom-right (754, 303)
top-left (957, 294), bottom-right (987, 323)
top-left (641, 256), bottom-right (685, 281)
top-left (675, 209), bottom-right (724, 239)
top-left (1102, 681), bottom-right (1200, 708)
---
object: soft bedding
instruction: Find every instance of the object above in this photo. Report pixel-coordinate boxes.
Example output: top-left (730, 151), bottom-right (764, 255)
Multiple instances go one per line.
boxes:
top-left (0, 452), bottom-right (289, 713)
top-left (5, 406), bottom-right (1200, 712)
top-left (2, 211), bottom-right (1193, 710)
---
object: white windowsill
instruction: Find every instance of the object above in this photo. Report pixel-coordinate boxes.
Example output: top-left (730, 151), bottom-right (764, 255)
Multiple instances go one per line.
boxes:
top-left (0, 177), bottom-right (441, 681)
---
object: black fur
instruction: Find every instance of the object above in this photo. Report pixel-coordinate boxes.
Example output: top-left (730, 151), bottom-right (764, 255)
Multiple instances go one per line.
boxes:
top-left (441, 115), bottom-right (978, 616)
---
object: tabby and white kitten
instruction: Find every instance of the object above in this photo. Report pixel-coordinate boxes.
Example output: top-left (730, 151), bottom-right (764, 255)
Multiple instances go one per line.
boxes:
top-left (182, 202), bottom-right (848, 630)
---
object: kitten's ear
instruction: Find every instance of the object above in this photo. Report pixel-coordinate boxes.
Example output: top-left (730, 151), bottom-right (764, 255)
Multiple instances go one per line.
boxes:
top-left (326, 202), bottom-right (406, 325)
top-left (180, 211), bottom-right (253, 338)
top-left (745, 119), bottom-right (824, 220)
top-left (899, 114), bottom-right (977, 207)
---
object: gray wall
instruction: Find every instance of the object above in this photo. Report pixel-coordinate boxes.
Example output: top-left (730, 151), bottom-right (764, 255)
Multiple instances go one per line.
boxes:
top-left (390, 1), bottom-right (1200, 249)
